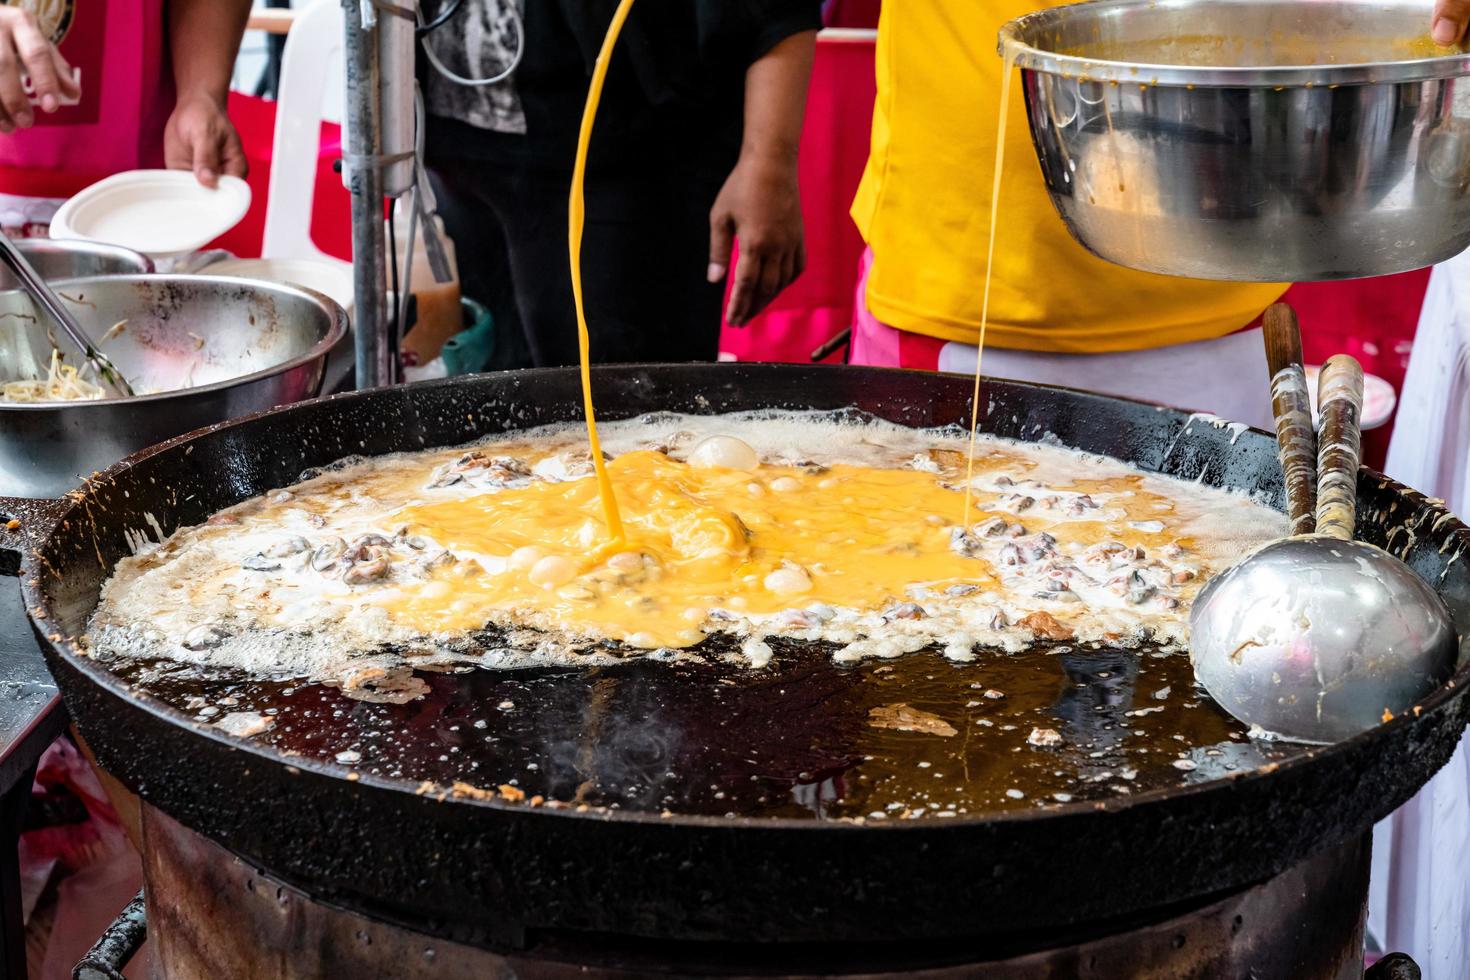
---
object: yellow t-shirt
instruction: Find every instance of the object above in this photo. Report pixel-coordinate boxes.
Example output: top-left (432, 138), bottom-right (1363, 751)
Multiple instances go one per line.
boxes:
top-left (850, 2), bottom-right (1287, 354)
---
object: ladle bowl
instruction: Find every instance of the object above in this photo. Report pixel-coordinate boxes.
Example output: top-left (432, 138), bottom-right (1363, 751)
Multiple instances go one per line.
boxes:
top-left (1190, 536), bottom-right (1456, 743)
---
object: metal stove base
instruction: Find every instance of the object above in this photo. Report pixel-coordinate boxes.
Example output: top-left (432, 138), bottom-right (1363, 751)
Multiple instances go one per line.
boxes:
top-left (133, 805), bottom-right (1371, 979)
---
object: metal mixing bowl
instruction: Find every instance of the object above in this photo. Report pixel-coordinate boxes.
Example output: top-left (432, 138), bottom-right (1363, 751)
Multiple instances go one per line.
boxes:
top-left (0, 275), bottom-right (348, 497)
top-left (1000, 0), bottom-right (1470, 281)
top-left (0, 239), bottom-right (152, 286)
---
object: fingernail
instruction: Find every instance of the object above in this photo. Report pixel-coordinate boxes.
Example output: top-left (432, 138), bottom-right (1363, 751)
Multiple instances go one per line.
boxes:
top-left (707, 263), bottom-right (725, 283)
top-left (1434, 17), bottom-right (1460, 45)
top-left (40, 95), bottom-right (55, 113)
top-left (199, 169), bottom-right (217, 185)
top-left (16, 111), bottom-right (31, 127)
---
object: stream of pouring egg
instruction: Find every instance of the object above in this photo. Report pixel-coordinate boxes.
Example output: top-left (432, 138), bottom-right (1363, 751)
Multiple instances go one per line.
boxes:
top-left (960, 43), bottom-right (1017, 529)
top-left (569, 0), bottom-right (637, 543)
top-left (574, 9), bottom-right (1007, 542)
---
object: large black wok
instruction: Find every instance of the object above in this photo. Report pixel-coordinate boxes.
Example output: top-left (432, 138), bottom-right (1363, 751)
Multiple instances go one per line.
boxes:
top-left (3, 364), bottom-right (1468, 952)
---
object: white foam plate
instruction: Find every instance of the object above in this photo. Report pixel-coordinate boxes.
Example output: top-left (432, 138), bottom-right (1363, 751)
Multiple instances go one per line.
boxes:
top-left (51, 170), bottom-right (251, 260)
top-left (1304, 365), bottom-right (1398, 431)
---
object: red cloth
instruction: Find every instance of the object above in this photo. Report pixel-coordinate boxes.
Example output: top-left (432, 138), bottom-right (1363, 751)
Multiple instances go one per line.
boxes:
top-left (1285, 272), bottom-right (1428, 395)
top-left (718, 35), bottom-right (876, 364)
top-left (823, 0), bottom-right (881, 28)
top-left (1283, 270), bottom-right (1430, 469)
top-left (209, 93), bottom-right (353, 261)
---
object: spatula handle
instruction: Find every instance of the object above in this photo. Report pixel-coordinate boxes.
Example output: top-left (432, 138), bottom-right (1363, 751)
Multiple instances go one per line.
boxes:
top-left (1263, 304), bottom-right (1316, 535)
top-left (1315, 354), bottom-right (1364, 541)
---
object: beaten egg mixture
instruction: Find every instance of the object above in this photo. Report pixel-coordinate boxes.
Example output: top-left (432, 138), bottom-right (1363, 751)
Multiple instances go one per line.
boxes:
top-left (85, 412), bottom-right (1283, 698)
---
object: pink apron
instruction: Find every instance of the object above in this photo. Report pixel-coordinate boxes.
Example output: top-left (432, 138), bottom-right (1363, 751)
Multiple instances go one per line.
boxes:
top-left (0, 0), bottom-right (171, 232)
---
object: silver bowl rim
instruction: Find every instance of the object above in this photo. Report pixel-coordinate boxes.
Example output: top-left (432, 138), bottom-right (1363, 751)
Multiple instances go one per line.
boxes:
top-left (13, 237), bottom-right (155, 273)
top-left (999, 0), bottom-right (1470, 87)
top-left (0, 273), bottom-right (349, 410)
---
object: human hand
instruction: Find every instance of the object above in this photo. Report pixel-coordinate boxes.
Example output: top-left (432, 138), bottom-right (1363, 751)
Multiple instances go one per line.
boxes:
top-left (708, 154), bottom-right (805, 327)
top-left (0, 6), bottom-right (78, 133)
top-left (1433, 0), bottom-right (1470, 45)
top-left (164, 94), bottom-right (247, 188)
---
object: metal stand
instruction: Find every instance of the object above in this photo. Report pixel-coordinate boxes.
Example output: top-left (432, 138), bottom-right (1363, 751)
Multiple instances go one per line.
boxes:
top-left (343, 0), bottom-right (449, 391)
top-left (342, 0), bottom-right (391, 390)
top-left (122, 809), bottom-right (1415, 979)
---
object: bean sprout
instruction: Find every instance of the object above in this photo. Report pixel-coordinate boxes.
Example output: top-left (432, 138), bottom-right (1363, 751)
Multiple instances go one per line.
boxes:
top-left (1, 349), bottom-right (104, 403)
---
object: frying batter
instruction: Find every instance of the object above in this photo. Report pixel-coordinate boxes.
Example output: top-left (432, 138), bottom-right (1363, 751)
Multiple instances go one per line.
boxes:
top-left (86, 411), bottom-right (1284, 699)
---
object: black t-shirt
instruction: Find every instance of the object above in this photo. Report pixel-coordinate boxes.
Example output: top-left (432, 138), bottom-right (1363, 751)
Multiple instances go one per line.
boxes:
top-left (423, 0), bottom-right (821, 172)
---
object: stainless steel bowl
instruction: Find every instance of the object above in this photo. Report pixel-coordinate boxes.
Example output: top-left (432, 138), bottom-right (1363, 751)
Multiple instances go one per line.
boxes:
top-left (1000, 0), bottom-right (1470, 281)
top-left (1, 239), bottom-right (152, 286)
top-left (0, 275), bottom-right (348, 497)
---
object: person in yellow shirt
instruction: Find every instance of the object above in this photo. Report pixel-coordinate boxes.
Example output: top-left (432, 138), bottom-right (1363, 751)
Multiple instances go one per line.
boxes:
top-left (848, 2), bottom-right (1287, 428)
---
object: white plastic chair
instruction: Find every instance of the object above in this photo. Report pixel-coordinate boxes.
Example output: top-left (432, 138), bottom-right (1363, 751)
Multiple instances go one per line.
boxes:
top-left (260, 0), bottom-right (348, 264)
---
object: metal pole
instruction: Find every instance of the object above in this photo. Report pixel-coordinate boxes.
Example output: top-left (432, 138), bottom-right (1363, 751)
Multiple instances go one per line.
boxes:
top-left (343, 0), bottom-right (390, 390)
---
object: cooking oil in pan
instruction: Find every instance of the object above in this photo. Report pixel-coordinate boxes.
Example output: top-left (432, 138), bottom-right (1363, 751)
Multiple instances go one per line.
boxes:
top-left (110, 638), bottom-right (1306, 820)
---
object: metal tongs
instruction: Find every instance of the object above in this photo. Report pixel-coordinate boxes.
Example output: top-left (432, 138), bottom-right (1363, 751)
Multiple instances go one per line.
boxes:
top-left (0, 231), bottom-right (134, 397)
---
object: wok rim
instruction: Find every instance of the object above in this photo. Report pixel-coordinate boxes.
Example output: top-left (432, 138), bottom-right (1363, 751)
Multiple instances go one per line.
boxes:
top-left (0, 274), bottom-right (348, 410)
top-left (23, 363), bottom-right (1470, 833)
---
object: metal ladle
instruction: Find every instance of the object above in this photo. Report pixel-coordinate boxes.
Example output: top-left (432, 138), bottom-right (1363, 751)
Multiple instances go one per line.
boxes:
top-left (0, 231), bottom-right (133, 397)
top-left (1190, 309), bottom-right (1456, 743)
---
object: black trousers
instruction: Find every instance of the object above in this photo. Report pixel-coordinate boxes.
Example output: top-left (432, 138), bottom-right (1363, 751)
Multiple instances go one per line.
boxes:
top-left (428, 154), bottom-right (730, 369)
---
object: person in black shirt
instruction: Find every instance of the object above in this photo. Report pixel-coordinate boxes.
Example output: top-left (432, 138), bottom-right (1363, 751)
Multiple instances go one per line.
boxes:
top-left (423, 0), bottom-right (820, 368)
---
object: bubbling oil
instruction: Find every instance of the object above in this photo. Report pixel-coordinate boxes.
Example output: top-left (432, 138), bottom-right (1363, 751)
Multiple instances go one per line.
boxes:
top-left (107, 635), bottom-right (1309, 819)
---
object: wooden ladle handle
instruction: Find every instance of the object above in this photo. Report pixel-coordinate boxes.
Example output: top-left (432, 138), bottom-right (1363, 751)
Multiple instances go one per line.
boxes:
top-left (1262, 304), bottom-right (1317, 535)
top-left (1315, 354), bottom-right (1365, 541)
